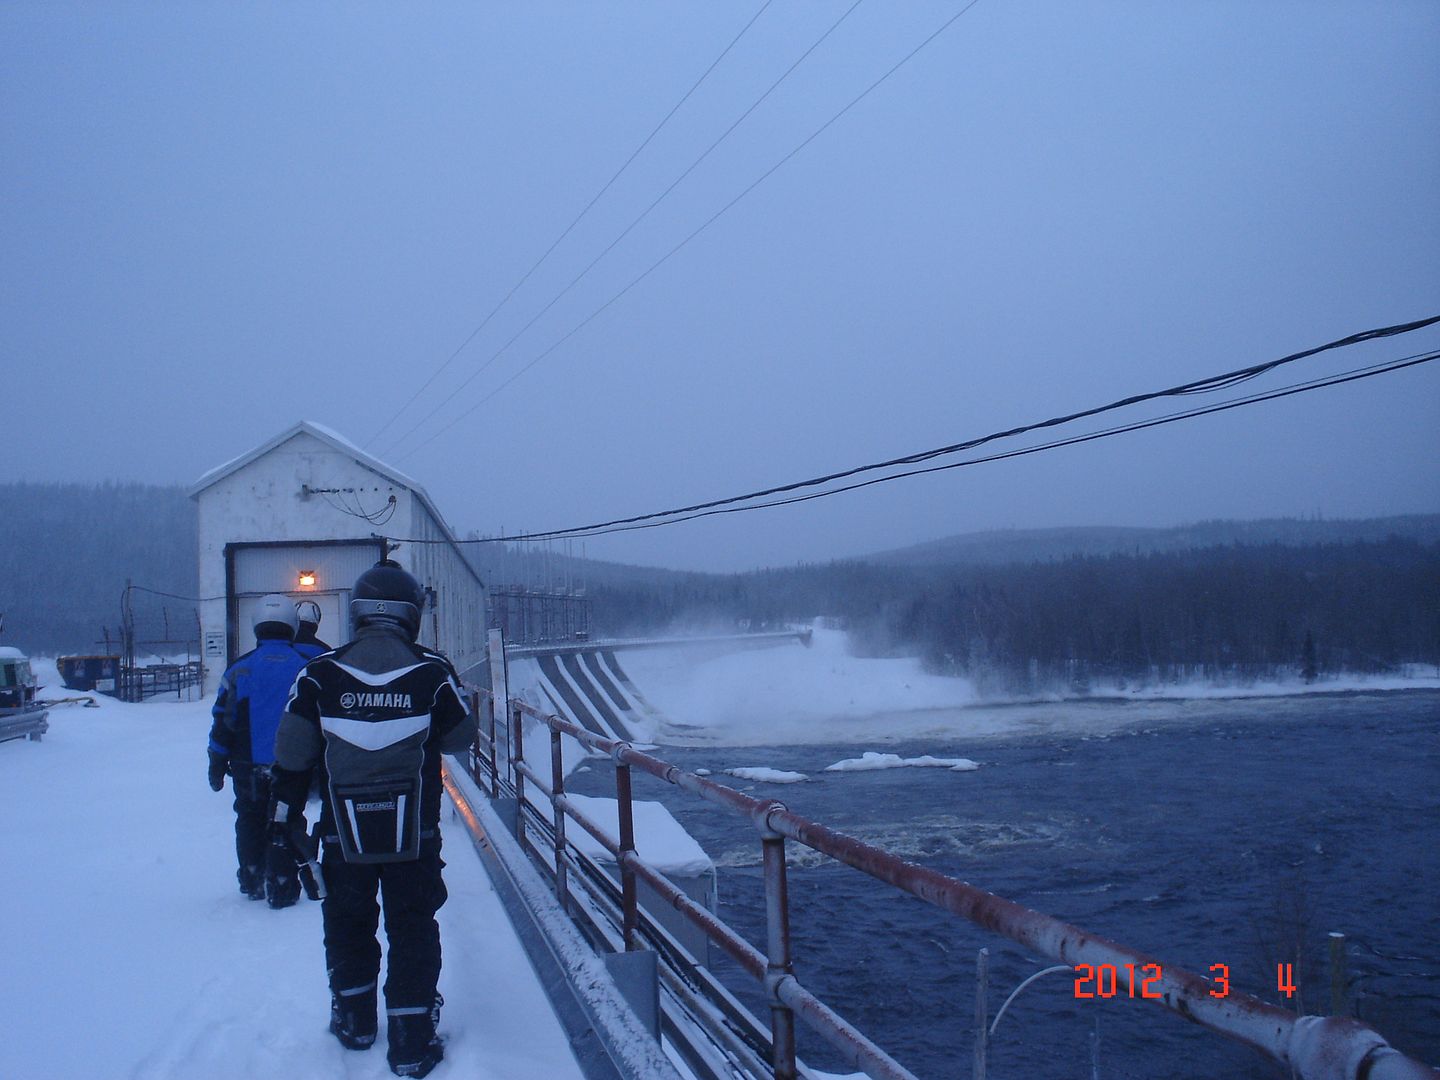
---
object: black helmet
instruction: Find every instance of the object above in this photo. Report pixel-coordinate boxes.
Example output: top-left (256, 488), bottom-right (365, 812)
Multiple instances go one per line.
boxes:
top-left (351, 559), bottom-right (424, 638)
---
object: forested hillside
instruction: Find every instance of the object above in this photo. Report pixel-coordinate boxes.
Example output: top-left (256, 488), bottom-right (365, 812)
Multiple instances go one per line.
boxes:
top-left (3, 482), bottom-right (1435, 690)
top-left (866, 514), bottom-right (1440, 566)
top-left (0, 483), bottom-right (197, 654)
top-left (586, 538), bottom-right (1440, 691)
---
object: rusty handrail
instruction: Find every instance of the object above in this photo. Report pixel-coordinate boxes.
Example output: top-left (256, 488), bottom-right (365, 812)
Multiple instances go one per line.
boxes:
top-left (493, 694), bottom-right (917, 1079)
top-left (483, 692), bottom-right (1436, 1080)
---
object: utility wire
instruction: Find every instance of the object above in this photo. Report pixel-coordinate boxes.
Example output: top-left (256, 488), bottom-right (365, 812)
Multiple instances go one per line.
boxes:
top-left (125, 585), bottom-right (228, 604)
top-left (400, 315), bottom-right (1439, 538)
top-left (538, 351), bottom-right (1440, 540)
top-left (381, 327), bottom-right (1439, 545)
top-left (395, 0), bottom-right (987, 462)
top-left (367, 0), bottom-right (775, 449)
top-left (386, 351), bottom-right (1435, 544)
top-left (382, 0), bottom-right (868, 458)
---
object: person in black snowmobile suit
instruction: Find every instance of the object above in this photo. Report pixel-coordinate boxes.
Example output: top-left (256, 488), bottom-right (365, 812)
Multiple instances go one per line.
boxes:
top-left (271, 560), bottom-right (474, 1079)
top-left (293, 599), bottom-right (332, 658)
top-left (207, 593), bottom-right (312, 906)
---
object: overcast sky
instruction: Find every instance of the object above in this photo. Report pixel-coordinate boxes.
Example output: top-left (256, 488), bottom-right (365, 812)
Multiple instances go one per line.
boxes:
top-left (4, 2), bottom-right (1438, 571)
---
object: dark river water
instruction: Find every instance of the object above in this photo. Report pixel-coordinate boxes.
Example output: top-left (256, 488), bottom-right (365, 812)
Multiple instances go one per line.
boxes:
top-left (568, 690), bottom-right (1440, 1079)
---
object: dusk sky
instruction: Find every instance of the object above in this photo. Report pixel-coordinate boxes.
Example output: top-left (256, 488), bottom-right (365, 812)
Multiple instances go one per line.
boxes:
top-left (5, 2), bottom-right (1438, 571)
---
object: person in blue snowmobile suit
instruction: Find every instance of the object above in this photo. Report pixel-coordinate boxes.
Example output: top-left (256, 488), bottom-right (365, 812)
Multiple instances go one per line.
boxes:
top-left (207, 593), bottom-right (312, 907)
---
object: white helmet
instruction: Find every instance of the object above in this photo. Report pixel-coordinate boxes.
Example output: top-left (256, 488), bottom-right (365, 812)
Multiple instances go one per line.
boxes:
top-left (295, 600), bottom-right (322, 628)
top-left (253, 593), bottom-right (299, 638)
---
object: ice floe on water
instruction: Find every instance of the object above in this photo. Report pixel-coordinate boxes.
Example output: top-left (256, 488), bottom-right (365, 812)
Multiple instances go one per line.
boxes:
top-left (824, 751), bottom-right (979, 773)
top-left (720, 766), bottom-right (809, 784)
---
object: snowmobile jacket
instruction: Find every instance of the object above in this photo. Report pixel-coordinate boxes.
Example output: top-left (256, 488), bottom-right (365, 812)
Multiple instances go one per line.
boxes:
top-left (272, 623), bottom-right (474, 863)
top-left (293, 627), bottom-right (332, 659)
top-left (208, 635), bottom-right (312, 767)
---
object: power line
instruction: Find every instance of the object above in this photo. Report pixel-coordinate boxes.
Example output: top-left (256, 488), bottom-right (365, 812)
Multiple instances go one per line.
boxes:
top-left (394, 0), bottom-right (988, 462)
top-left (381, 0), bottom-right (869, 458)
top-left (367, 0), bottom-right (775, 449)
top-left (393, 315), bottom-right (1439, 540)
top-left (125, 585), bottom-right (227, 604)
top-left (539, 350), bottom-right (1439, 540)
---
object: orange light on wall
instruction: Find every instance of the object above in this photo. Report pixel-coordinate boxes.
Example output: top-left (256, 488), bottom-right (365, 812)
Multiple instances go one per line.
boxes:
top-left (298, 570), bottom-right (317, 589)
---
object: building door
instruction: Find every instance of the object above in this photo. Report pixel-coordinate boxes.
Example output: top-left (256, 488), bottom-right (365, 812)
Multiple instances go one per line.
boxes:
top-left (225, 539), bottom-right (384, 664)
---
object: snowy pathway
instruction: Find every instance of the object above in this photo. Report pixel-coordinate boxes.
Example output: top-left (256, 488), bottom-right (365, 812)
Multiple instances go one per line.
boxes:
top-left (0, 682), bottom-right (582, 1080)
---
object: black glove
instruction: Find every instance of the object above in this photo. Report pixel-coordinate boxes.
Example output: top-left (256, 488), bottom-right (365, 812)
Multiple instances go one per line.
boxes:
top-left (207, 751), bottom-right (228, 792)
top-left (265, 823), bottom-right (302, 908)
top-left (268, 802), bottom-right (325, 902)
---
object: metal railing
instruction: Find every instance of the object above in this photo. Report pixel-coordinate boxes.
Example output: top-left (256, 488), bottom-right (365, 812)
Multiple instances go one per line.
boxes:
top-left (0, 705), bottom-right (49, 744)
top-left (466, 685), bottom-right (1438, 1080)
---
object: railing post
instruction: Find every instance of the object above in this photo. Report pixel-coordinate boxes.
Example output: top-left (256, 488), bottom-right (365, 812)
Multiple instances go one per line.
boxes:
top-left (760, 807), bottom-right (798, 1080)
top-left (511, 701), bottom-right (526, 850)
top-left (615, 758), bottom-right (639, 951)
top-left (469, 690), bottom-right (482, 785)
top-left (551, 726), bottom-right (569, 912)
top-left (1328, 932), bottom-right (1347, 1017)
top-left (487, 692), bottom-right (499, 797)
top-left (974, 947), bottom-right (988, 1080)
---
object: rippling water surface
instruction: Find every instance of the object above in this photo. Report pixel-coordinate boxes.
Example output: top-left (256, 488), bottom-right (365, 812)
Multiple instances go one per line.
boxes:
top-left (569, 691), bottom-right (1440, 1079)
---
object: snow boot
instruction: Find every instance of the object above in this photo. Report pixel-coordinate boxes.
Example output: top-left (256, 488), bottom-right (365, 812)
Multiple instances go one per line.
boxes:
top-left (386, 994), bottom-right (443, 1078)
top-left (238, 864), bottom-right (265, 901)
top-left (330, 985), bottom-right (378, 1050)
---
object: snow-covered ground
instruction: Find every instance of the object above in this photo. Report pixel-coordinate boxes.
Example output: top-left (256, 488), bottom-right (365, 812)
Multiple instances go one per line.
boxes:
top-left (0, 662), bottom-right (583, 1080)
top-left (616, 626), bottom-right (1440, 746)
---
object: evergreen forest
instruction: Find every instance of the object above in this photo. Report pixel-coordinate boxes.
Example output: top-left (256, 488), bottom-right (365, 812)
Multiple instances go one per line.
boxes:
top-left (583, 539), bottom-right (1438, 691)
top-left (2, 482), bottom-right (1435, 692)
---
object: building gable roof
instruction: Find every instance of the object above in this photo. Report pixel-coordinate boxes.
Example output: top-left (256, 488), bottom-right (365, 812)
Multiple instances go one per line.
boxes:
top-left (187, 420), bottom-right (461, 550)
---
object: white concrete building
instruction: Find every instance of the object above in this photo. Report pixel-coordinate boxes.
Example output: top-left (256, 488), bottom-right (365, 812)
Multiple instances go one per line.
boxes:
top-left (189, 421), bottom-right (487, 694)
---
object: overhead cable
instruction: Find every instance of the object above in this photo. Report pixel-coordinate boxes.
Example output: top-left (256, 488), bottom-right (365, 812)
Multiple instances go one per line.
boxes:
top-left (531, 350), bottom-right (1440, 540)
top-left (124, 584), bottom-right (228, 604)
top-left (367, 0), bottom-right (776, 449)
top-left (395, 0), bottom-right (988, 462)
top-left (382, 0), bottom-right (869, 458)
top-left (396, 315), bottom-right (1439, 540)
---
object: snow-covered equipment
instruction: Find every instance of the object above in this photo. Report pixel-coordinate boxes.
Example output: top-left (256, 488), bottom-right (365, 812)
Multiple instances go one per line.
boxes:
top-left (0, 646), bottom-right (49, 743)
top-left (56, 654), bottom-right (121, 693)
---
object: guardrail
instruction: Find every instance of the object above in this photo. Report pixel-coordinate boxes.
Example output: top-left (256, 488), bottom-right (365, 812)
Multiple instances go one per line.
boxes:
top-left (467, 685), bottom-right (1438, 1080)
top-left (0, 706), bottom-right (49, 744)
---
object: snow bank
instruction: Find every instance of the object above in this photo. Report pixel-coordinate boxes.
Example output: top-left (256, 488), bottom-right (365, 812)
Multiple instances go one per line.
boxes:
top-left (0, 661), bottom-right (583, 1080)
top-left (562, 792), bottom-right (713, 876)
top-left (824, 751), bottom-right (979, 773)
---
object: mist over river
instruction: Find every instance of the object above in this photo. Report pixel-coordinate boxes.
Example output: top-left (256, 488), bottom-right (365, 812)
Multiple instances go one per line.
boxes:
top-left (569, 690), bottom-right (1440, 1079)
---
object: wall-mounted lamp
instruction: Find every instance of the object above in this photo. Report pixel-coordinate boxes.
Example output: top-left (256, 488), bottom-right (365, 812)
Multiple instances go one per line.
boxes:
top-left (298, 570), bottom-right (317, 589)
